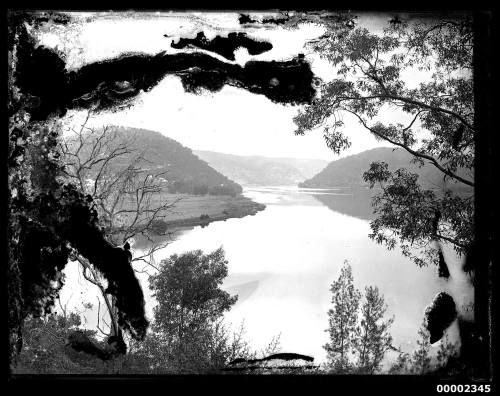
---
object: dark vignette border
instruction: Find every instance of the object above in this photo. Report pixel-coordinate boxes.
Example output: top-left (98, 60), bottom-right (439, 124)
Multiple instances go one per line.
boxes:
top-left (2, 6), bottom-right (497, 393)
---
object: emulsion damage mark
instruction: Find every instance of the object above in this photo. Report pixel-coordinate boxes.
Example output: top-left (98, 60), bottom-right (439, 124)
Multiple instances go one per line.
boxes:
top-left (170, 31), bottom-right (273, 61)
top-left (14, 29), bottom-right (316, 120)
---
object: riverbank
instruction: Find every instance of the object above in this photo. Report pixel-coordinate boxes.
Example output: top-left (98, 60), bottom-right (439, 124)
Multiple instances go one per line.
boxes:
top-left (128, 192), bottom-right (265, 250)
top-left (163, 193), bottom-right (266, 232)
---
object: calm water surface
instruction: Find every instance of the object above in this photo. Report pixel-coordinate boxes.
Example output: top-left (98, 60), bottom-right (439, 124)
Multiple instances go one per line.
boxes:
top-left (61, 185), bottom-right (448, 365)
top-left (141, 186), bottom-right (445, 363)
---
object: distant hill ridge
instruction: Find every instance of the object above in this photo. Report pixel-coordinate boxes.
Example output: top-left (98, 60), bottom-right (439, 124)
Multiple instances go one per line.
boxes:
top-left (84, 126), bottom-right (243, 196)
top-left (194, 150), bottom-right (329, 186)
top-left (299, 147), bottom-right (473, 193)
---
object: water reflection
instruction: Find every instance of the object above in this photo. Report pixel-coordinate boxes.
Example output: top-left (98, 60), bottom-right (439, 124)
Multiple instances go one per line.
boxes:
top-left (312, 189), bottom-right (378, 221)
top-left (58, 185), bottom-right (445, 366)
top-left (131, 186), bottom-right (444, 364)
top-left (243, 185), bottom-right (378, 221)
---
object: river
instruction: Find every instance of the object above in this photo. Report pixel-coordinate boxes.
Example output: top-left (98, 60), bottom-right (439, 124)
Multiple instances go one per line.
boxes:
top-left (140, 185), bottom-right (449, 365)
top-left (59, 185), bottom-right (449, 366)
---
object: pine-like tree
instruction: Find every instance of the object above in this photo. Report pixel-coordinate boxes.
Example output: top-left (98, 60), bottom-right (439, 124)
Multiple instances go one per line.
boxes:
top-left (324, 261), bottom-right (361, 373)
top-left (411, 322), bottom-right (432, 374)
top-left (388, 351), bottom-right (412, 374)
top-left (353, 286), bottom-right (394, 373)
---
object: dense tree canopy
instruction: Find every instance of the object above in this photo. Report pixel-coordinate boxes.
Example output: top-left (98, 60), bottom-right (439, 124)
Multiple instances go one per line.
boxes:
top-left (150, 248), bottom-right (237, 340)
top-left (295, 13), bottom-right (494, 378)
top-left (148, 248), bottom-right (241, 372)
top-left (294, 15), bottom-right (474, 267)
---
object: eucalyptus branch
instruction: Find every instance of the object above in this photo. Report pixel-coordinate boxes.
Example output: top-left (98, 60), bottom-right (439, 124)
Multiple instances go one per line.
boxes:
top-left (385, 94), bottom-right (474, 131)
top-left (435, 233), bottom-right (468, 250)
top-left (345, 109), bottom-right (474, 187)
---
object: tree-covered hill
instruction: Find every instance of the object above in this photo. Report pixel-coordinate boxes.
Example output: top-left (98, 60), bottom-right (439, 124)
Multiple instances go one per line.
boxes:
top-left (299, 147), bottom-right (473, 194)
top-left (73, 126), bottom-right (243, 196)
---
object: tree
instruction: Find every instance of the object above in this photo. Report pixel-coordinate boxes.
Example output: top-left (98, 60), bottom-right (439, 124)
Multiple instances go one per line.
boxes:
top-left (60, 117), bottom-right (178, 255)
top-left (353, 286), bottom-right (394, 373)
top-left (58, 117), bottom-right (180, 346)
top-left (324, 260), bottom-right (361, 373)
top-left (434, 333), bottom-right (463, 375)
top-left (7, 13), bottom-right (152, 361)
top-left (148, 247), bottom-right (239, 372)
top-left (293, 12), bottom-right (487, 376)
top-left (120, 319), bottom-right (281, 374)
top-left (436, 334), bottom-right (458, 366)
top-left (11, 303), bottom-right (157, 374)
top-left (7, 9), bottom-right (317, 361)
top-left (389, 323), bottom-right (463, 375)
top-left (293, 15), bottom-right (474, 268)
top-left (411, 322), bottom-right (432, 374)
top-left (7, 113), bottom-right (149, 359)
top-left (388, 350), bottom-right (412, 374)
top-left (325, 261), bottom-right (396, 374)
top-left (388, 322), bottom-right (432, 375)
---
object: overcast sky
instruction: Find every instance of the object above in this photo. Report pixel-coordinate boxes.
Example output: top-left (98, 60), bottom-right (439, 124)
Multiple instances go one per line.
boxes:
top-left (38, 11), bottom-right (418, 161)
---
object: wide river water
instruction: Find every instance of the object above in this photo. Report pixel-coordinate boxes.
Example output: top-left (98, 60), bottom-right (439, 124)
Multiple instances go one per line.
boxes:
top-left (60, 185), bottom-right (452, 366)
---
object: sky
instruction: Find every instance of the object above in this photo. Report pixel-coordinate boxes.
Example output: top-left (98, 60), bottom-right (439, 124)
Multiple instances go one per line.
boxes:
top-left (37, 11), bottom-right (422, 161)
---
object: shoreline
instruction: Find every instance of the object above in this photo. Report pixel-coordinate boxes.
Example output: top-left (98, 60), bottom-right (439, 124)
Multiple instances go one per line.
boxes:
top-left (131, 193), bottom-right (266, 249)
top-left (164, 195), bottom-right (266, 233)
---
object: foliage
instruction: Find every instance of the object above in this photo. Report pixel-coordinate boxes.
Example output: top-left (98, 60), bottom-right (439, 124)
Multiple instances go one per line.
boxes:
top-left (71, 126), bottom-right (243, 198)
top-left (108, 126), bottom-right (244, 196)
top-left (324, 261), bottom-right (361, 372)
top-left (148, 247), bottom-right (240, 372)
top-left (11, 310), bottom-right (105, 374)
top-left (299, 146), bottom-right (472, 192)
top-left (353, 286), bottom-right (394, 373)
top-left (125, 321), bottom-right (280, 374)
top-left (436, 334), bottom-right (459, 369)
top-left (411, 322), bottom-right (433, 374)
top-left (293, 14), bottom-right (474, 267)
top-left (7, 14), bottom-right (148, 360)
top-left (364, 164), bottom-right (473, 267)
top-left (433, 333), bottom-right (467, 376)
top-left (150, 248), bottom-right (237, 336)
top-left (324, 261), bottom-right (395, 373)
top-left (388, 321), bottom-right (461, 375)
top-left (388, 329), bottom-right (428, 374)
top-left (11, 304), bottom-right (282, 374)
top-left (59, 120), bottom-right (180, 344)
top-left (388, 350), bottom-right (412, 374)
top-left (60, 122), bottom-right (178, 243)
top-left (120, 246), bottom-right (282, 374)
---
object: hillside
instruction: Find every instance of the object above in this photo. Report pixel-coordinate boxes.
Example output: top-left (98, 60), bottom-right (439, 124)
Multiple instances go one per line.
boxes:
top-left (76, 126), bottom-right (243, 196)
top-left (299, 147), bottom-right (473, 193)
top-left (194, 150), bottom-right (329, 186)
top-left (64, 126), bottom-right (267, 236)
